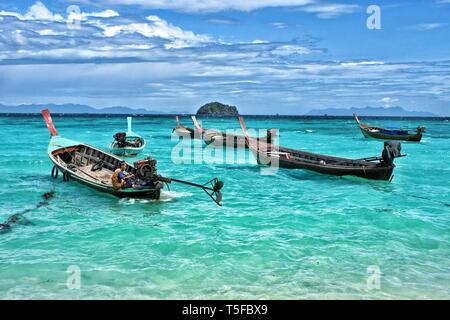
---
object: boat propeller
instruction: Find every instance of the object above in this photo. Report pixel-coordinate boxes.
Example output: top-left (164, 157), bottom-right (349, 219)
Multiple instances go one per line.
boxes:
top-left (165, 177), bottom-right (224, 206)
top-left (134, 157), bottom-right (224, 206)
top-left (202, 178), bottom-right (223, 206)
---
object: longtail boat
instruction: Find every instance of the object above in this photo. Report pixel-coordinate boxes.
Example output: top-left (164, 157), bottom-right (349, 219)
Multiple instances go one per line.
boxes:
top-left (42, 110), bottom-right (223, 205)
top-left (110, 117), bottom-right (146, 156)
top-left (239, 116), bottom-right (405, 181)
top-left (173, 116), bottom-right (204, 139)
top-left (174, 116), bottom-right (273, 149)
top-left (354, 113), bottom-right (425, 142)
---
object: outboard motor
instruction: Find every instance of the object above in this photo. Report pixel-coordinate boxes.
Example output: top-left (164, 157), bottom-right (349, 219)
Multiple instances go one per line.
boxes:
top-left (134, 157), bottom-right (158, 181)
top-left (113, 132), bottom-right (127, 148)
top-left (417, 126), bottom-right (426, 133)
top-left (382, 141), bottom-right (401, 166)
top-left (134, 157), bottom-right (170, 188)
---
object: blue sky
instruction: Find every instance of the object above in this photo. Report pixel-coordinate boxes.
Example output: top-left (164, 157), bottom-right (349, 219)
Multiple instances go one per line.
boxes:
top-left (0, 0), bottom-right (449, 115)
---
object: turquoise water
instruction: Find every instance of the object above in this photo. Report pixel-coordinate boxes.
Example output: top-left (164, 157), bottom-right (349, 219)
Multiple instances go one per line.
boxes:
top-left (0, 115), bottom-right (449, 299)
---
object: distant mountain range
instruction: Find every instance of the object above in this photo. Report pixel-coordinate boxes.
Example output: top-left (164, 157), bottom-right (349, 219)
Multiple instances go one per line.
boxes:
top-left (0, 103), bottom-right (440, 117)
top-left (0, 103), bottom-right (168, 114)
top-left (305, 106), bottom-right (437, 117)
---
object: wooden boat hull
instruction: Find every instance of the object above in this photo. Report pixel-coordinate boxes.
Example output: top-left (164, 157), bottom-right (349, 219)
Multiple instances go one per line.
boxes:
top-left (238, 116), bottom-right (398, 181)
top-left (189, 116), bottom-right (272, 149)
top-left (204, 133), bottom-right (274, 149)
top-left (53, 160), bottom-right (161, 199)
top-left (49, 136), bottom-right (162, 199)
top-left (359, 127), bottom-right (422, 141)
top-left (204, 133), bottom-right (247, 148)
top-left (251, 148), bottom-right (394, 180)
top-left (110, 117), bottom-right (146, 156)
top-left (109, 144), bottom-right (145, 156)
top-left (354, 113), bottom-right (423, 142)
top-left (173, 126), bottom-right (198, 139)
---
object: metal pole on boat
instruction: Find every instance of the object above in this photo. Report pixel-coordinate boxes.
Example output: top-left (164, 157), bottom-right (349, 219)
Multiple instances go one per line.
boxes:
top-left (127, 117), bottom-right (132, 133)
top-left (161, 177), bottom-right (224, 206)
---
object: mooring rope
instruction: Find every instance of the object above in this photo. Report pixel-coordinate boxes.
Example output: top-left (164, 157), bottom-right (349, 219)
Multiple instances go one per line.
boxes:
top-left (0, 191), bottom-right (55, 234)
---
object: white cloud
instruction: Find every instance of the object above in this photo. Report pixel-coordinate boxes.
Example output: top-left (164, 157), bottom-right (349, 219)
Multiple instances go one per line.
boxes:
top-left (402, 23), bottom-right (447, 31)
top-left (250, 40), bottom-right (270, 44)
top-left (299, 3), bottom-right (360, 18)
top-left (85, 9), bottom-right (119, 18)
top-left (27, 1), bottom-right (64, 21)
top-left (271, 45), bottom-right (315, 55)
top-left (206, 18), bottom-right (238, 25)
top-left (67, 9), bottom-right (119, 22)
top-left (0, 2), bottom-right (118, 23)
top-left (193, 65), bottom-right (254, 77)
top-left (0, 1), bottom-right (64, 21)
top-left (379, 97), bottom-right (399, 107)
top-left (340, 61), bottom-right (384, 67)
top-left (380, 97), bottom-right (399, 103)
top-left (90, 0), bottom-right (314, 12)
top-left (101, 15), bottom-right (210, 48)
top-left (1, 58), bottom-right (449, 115)
top-left (11, 48), bottom-right (155, 60)
top-left (12, 30), bottom-right (27, 45)
top-left (271, 22), bottom-right (287, 29)
top-left (37, 29), bottom-right (67, 36)
top-left (0, 11), bottom-right (22, 19)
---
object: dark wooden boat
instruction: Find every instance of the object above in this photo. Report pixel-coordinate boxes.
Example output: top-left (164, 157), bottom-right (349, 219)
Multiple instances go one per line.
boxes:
top-left (173, 116), bottom-right (225, 144)
top-left (173, 116), bottom-right (202, 139)
top-left (239, 116), bottom-right (405, 181)
top-left (190, 116), bottom-right (273, 149)
top-left (354, 113), bottom-right (425, 142)
top-left (42, 110), bottom-right (223, 205)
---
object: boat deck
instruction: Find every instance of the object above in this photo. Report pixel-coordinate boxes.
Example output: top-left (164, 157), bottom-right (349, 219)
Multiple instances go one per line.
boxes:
top-left (75, 165), bottom-right (114, 186)
top-left (54, 149), bottom-right (117, 186)
top-left (248, 139), bottom-right (375, 168)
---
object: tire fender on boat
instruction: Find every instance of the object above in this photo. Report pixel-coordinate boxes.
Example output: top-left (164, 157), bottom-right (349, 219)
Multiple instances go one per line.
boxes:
top-left (51, 166), bottom-right (59, 179)
top-left (63, 171), bottom-right (70, 182)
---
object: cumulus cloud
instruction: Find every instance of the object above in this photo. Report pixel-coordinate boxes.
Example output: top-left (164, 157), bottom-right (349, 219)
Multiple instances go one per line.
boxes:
top-left (85, 9), bottom-right (119, 18)
top-left (100, 15), bottom-right (210, 48)
top-left (67, 9), bottom-right (119, 21)
top-left (0, 3), bottom-right (209, 50)
top-left (0, 1), bottom-right (64, 21)
top-left (0, 2), bottom-right (119, 23)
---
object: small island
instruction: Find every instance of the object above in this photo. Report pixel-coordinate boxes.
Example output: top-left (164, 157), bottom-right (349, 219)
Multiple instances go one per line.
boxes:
top-left (196, 102), bottom-right (239, 116)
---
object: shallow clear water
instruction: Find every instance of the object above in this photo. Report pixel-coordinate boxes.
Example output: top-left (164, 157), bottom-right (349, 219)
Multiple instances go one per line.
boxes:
top-left (0, 115), bottom-right (449, 299)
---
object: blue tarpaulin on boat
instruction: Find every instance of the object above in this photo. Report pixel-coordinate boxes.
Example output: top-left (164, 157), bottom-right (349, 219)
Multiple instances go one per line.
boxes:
top-left (379, 129), bottom-right (409, 135)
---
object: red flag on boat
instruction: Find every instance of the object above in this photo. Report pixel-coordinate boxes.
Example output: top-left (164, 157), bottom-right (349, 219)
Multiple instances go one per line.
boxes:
top-left (41, 109), bottom-right (58, 136)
